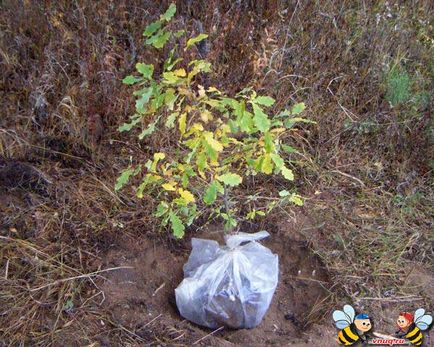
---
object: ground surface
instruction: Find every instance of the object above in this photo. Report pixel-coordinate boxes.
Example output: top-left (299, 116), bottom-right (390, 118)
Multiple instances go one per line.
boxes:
top-left (1, 1), bottom-right (433, 346)
top-left (100, 230), bottom-right (331, 346)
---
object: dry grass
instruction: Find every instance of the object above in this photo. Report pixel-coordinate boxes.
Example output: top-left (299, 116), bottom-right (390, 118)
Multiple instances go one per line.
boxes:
top-left (0, 0), bottom-right (433, 345)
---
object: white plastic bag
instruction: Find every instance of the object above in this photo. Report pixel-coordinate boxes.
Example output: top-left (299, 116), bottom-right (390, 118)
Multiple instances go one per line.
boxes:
top-left (175, 231), bottom-right (278, 329)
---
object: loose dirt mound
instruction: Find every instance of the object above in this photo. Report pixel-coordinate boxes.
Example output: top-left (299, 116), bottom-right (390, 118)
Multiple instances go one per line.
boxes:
top-left (100, 231), bottom-right (335, 346)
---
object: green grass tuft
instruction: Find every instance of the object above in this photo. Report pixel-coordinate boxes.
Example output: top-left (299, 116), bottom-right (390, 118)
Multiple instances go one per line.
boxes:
top-left (385, 67), bottom-right (411, 107)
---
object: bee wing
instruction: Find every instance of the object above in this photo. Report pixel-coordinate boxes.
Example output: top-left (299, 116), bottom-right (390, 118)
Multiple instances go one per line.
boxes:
top-left (335, 320), bottom-right (351, 329)
top-left (343, 304), bottom-right (356, 322)
top-left (414, 308), bottom-right (426, 321)
top-left (333, 310), bottom-right (351, 329)
top-left (415, 314), bottom-right (433, 331)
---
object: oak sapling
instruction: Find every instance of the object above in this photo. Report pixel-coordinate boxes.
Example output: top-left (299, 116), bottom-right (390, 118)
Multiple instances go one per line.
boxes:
top-left (116, 3), bottom-right (312, 238)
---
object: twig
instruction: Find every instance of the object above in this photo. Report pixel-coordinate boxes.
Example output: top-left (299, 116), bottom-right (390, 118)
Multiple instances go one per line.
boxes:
top-left (91, 175), bottom-right (126, 206)
top-left (193, 326), bottom-right (224, 345)
top-left (359, 295), bottom-right (423, 302)
top-left (152, 282), bottom-right (166, 297)
top-left (5, 259), bottom-right (9, 279)
top-left (140, 314), bottom-right (162, 329)
top-left (330, 169), bottom-right (365, 187)
top-left (288, 275), bottom-right (328, 284)
top-left (29, 266), bottom-right (133, 292)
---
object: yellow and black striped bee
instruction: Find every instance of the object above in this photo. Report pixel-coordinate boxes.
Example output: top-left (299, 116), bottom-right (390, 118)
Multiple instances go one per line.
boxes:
top-left (333, 304), bottom-right (372, 345)
top-left (396, 309), bottom-right (433, 346)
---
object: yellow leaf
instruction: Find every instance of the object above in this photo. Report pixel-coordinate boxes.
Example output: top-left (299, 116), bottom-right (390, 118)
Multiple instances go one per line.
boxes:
top-left (151, 152), bottom-right (165, 172)
top-left (178, 113), bottom-right (187, 134)
top-left (173, 68), bottom-right (186, 77)
top-left (270, 127), bottom-right (286, 134)
top-left (177, 88), bottom-right (194, 99)
top-left (178, 188), bottom-right (195, 203)
top-left (261, 154), bottom-right (273, 174)
top-left (162, 182), bottom-right (177, 191)
top-left (207, 86), bottom-right (220, 93)
top-left (228, 137), bottom-right (242, 144)
top-left (192, 123), bottom-right (204, 132)
top-left (154, 152), bottom-right (165, 161)
top-left (200, 110), bottom-right (213, 123)
top-left (220, 124), bottom-right (231, 133)
top-left (204, 132), bottom-right (223, 152)
top-left (198, 85), bottom-right (206, 98)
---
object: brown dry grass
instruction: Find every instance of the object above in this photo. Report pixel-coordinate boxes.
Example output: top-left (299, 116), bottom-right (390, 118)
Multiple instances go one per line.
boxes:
top-left (1, 0), bottom-right (433, 346)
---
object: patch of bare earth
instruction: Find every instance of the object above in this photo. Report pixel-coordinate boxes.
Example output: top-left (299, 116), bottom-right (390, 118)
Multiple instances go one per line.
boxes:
top-left (99, 228), bottom-right (335, 346)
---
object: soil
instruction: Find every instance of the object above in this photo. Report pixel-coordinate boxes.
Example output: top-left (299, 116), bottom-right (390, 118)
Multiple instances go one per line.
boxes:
top-left (99, 230), bottom-right (337, 346)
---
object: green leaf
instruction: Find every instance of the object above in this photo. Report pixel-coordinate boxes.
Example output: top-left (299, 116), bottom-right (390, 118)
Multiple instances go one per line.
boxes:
top-left (264, 132), bottom-right (274, 153)
top-left (281, 166), bottom-right (294, 181)
top-left (115, 168), bottom-right (133, 191)
top-left (276, 109), bottom-right (291, 118)
top-left (187, 60), bottom-right (211, 79)
top-left (186, 33), bottom-right (208, 48)
top-left (164, 88), bottom-right (177, 110)
top-left (138, 119), bottom-right (158, 139)
top-left (215, 180), bottom-right (224, 193)
top-left (271, 119), bottom-right (284, 127)
top-left (135, 87), bottom-right (153, 113)
top-left (289, 193), bottom-right (303, 206)
top-left (185, 204), bottom-right (197, 226)
top-left (155, 201), bottom-right (169, 217)
top-left (135, 63), bottom-right (154, 79)
top-left (165, 57), bottom-right (183, 71)
top-left (216, 173), bottom-right (242, 187)
top-left (281, 144), bottom-right (298, 154)
top-left (203, 142), bottom-right (218, 162)
top-left (165, 112), bottom-right (178, 128)
top-left (196, 152), bottom-right (207, 172)
top-left (279, 190), bottom-right (290, 197)
top-left (174, 30), bottom-right (185, 38)
top-left (252, 104), bottom-right (271, 132)
top-left (239, 111), bottom-right (254, 133)
top-left (169, 211), bottom-right (185, 238)
top-left (254, 96), bottom-right (275, 107)
top-left (119, 116), bottom-right (141, 132)
top-left (224, 215), bottom-right (237, 230)
top-left (143, 21), bottom-right (162, 37)
top-left (270, 153), bottom-right (284, 169)
top-left (122, 75), bottom-right (141, 85)
top-left (291, 102), bottom-right (306, 115)
top-left (163, 71), bottom-right (181, 84)
top-left (146, 30), bottom-right (171, 49)
top-left (284, 117), bottom-right (315, 128)
top-left (64, 299), bottom-right (74, 311)
top-left (246, 210), bottom-right (256, 220)
top-left (161, 3), bottom-right (176, 22)
top-left (136, 177), bottom-right (149, 198)
top-left (204, 181), bottom-right (218, 205)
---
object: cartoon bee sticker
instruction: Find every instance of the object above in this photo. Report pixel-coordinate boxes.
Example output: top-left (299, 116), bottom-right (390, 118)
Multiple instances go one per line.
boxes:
top-left (396, 308), bottom-right (433, 345)
top-left (333, 304), bottom-right (372, 345)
